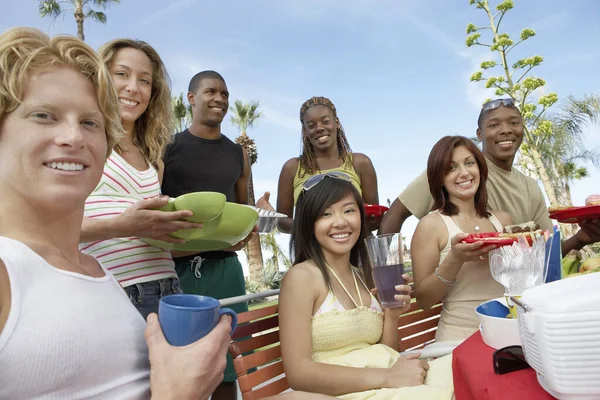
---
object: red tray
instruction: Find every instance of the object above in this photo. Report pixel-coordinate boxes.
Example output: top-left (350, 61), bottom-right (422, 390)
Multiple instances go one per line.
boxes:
top-left (364, 204), bottom-right (389, 217)
top-left (549, 205), bottom-right (600, 223)
top-left (461, 232), bottom-right (517, 246)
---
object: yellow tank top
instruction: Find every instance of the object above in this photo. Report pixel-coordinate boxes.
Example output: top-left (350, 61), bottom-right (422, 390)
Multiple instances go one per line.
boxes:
top-left (292, 156), bottom-right (362, 205)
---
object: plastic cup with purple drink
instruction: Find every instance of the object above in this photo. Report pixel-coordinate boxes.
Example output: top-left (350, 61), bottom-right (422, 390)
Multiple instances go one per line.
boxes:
top-left (365, 233), bottom-right (407, 308)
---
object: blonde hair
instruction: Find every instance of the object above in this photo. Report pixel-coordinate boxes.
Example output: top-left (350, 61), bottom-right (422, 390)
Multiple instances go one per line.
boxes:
top-left (99, 39), bottom-right (173, 168)
top-left (0, 27), bottom-right (123, 156)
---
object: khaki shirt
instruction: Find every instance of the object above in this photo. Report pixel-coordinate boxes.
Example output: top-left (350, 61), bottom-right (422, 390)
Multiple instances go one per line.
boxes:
top-left (398, 157), bottom-right (553, 232)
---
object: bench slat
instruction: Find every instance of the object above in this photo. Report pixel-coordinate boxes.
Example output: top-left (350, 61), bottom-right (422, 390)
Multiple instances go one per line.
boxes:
top-left (400, 329), bottom-right (437, 351)
top-left (398, 305), bottom-right (442, 326)
top-left (230, 330), bottom-right (280, 358)
top-left (248, 374), bottom-right (290, 400)
top-left (399, 317), bottom-right (439, 339)
top-left (233, 315), bottom-right (279, 339)
top-left (237, 360), bottom-right (285, 393)
top-left (234, 342), bottom-right (282, 372)
top-left (237, 304), bottom-right (279, 324)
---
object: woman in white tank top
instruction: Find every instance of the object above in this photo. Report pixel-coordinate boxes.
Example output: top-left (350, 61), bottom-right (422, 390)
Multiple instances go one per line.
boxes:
top-left (0, 28), bottom-right (236, 400)
top-left (411, 136), bottom-right (514, 342)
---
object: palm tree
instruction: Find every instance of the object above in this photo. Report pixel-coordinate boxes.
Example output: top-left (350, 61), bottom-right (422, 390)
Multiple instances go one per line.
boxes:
top-left (261, 230), bottom-right (291, 271)
top-left (38, 0), bottom-right (120, 41)
top-left (561, 162), bottom-right (589, 207)
top-left (230, 99), bottom-right (264, 283)
top-left (260, 230), bottom-right (291, 289)
top-left (545, 95), bottom-right (600, 202)
top-left (527, 95), bottom-right (600, 238)
top-left (172, 93), bottom-right (192, 134)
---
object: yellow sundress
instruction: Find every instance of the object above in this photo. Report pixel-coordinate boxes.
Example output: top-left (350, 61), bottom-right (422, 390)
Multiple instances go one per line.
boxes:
top-left (310, 267), bottom-right (454, 399)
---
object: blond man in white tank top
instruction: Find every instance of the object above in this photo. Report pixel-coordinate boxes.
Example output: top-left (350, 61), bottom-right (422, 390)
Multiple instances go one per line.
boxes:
top-left (0, 28), bottom-right (240, 400)
top-left (411, 136), bottom-right (513, 343)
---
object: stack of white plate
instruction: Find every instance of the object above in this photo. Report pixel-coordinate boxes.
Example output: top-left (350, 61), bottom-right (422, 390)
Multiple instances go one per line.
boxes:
top-left (516, 273), bottom-right (600, 399)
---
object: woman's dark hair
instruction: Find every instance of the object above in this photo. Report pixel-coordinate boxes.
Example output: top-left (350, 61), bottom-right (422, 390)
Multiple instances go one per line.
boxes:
top-left (427, 135), bottom-right (490, 218)
top-left (290, 177), bottom-right (374, 289)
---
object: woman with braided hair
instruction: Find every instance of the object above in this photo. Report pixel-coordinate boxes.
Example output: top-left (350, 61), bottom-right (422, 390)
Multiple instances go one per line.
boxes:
top-left (259, 96), bottom-right (380, 233)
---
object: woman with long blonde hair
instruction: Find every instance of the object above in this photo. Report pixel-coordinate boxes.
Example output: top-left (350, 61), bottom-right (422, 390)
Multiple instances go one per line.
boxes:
top-left (80, 38), bottom-right (201, 318)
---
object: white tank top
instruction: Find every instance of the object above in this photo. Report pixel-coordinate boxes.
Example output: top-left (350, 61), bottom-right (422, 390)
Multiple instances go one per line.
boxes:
top-left (431, 212), bottom-right (505, 342)
top-left (0, 236), bottom-right (150, 399)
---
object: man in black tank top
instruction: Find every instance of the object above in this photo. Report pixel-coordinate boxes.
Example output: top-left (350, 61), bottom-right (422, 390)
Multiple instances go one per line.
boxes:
top-left (161, 70), bottom-right (253, 400)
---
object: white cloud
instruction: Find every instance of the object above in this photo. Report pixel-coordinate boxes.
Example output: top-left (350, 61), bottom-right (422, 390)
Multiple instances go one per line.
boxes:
top-left (260, 105), bottom-right (300, 133)
top-left (464, 50), bottom-right (498, 108)
top-left (393, 11), bottom-right (499, 109)
top-left (401, 13), bottom-right (466, 56)
top-left (164, 54), bottom-right (242, 96)
top-left (169, 54), bottom-right (239, 79)
top-left (140, 0), bottom-right (198, 26)
top-left (531, 12), bottom-right (569, 32)
top-left (252, 178), bottom-right (280, 202)
top-left (223, 84), bottom-right (304, 134)
top-left (281, 0), bottom-right (419, 22)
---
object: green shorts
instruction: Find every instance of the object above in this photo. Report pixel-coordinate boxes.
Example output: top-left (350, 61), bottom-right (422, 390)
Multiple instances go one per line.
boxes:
top-left (175, 253), bottom-right (248, 383)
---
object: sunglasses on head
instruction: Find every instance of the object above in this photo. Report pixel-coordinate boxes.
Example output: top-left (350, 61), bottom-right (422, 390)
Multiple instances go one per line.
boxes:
top-left (302, 171), bottom-right (352, 192)
top-left (482, 98), bottom-right (516, 112)
top-left (493, 345), bottom-right (530, 375)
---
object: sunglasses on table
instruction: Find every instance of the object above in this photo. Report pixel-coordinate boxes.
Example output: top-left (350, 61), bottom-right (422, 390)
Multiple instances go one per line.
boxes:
top-left (302, 171), bottom-right (352, 191)
top-left (493, 345), bottom-right (531, 375)
top-left (481, 98), bottom-right (516, 112)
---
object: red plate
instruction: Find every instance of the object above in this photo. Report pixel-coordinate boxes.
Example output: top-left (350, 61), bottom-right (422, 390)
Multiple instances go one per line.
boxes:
top-left (461, 232), bottom-right (517, 247)
top-left (549, 205), bottom-right (600, 223)
top-left (364, 204), bottom-right (389, 217)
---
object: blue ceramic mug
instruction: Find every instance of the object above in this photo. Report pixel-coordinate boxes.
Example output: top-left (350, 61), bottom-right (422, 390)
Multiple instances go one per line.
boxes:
top-left (159, 294), bottom-right (238, 346)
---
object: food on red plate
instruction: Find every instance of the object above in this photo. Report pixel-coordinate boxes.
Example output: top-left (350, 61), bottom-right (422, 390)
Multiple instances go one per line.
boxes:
top-left (500, 221), bottom-right (544, 240)
top-left (585, 194), bottom-right (600, 206)
top-left (462, 222), bottom-right (546, 246)
top-left (548, 205), bottom-right (573, 214)
top-left (461, 232), bottom-right (515, 246)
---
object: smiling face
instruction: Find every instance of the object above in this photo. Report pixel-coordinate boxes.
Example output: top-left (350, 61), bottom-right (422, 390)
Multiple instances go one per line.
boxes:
top-left (108, 47), bottom-right (153, 131)
top-left (477, 105), bottom-right (524, 169)
top-left (314, 193), bottom-right (362, 259)
top-left (302, 104), bottom-right (340, 152)
top-left (189, 78), bottom-right (229, 127)
top-left (0, 66), bottom-right (107, 210)
top-left (443, 145), bottom-right (480, 203)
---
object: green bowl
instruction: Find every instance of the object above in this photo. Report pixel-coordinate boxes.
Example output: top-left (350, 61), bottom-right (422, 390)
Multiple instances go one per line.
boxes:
top-left (145, 202), bottom-right (258, 251)
top-left (158, 198), bottom-right (176, 212)
top-left (172, 192), bottom-right (226, 223)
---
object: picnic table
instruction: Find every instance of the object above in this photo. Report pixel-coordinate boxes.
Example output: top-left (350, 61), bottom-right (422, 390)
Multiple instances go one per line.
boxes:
top-left (452, 330), bottom-right (556, 400)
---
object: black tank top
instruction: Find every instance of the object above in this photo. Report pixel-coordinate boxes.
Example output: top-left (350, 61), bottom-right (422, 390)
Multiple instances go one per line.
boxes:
top-left (162, 130), bottom-right (244, 202)
top-left (161, 130), bottom-right (245, 260)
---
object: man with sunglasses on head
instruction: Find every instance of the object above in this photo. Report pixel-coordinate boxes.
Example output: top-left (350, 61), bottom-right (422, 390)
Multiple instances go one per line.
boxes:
top-left (379, 98), bottom-right (600, 255)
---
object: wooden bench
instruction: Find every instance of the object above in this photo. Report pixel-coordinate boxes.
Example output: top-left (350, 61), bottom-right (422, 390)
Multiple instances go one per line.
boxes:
top-left (229, 292), bottom-right (442, 400)
top-left (398, 296), bottom-right (442, 352)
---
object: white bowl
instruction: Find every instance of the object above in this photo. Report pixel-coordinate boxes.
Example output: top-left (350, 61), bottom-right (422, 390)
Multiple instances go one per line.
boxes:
top-left (476, 297), bottom-right (522, 350)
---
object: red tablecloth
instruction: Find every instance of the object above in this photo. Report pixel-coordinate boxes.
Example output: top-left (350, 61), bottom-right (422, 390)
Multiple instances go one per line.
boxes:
top-left (452, 331), bottom-right (556, 400)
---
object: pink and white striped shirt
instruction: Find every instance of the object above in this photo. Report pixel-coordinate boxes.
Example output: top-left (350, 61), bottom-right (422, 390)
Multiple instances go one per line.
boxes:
top-left (80, 151), bottom-right (176, 287)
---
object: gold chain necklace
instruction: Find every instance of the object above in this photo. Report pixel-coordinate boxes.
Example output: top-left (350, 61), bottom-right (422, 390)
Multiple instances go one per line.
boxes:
top-left (457, 213), bottom-right (480, 233)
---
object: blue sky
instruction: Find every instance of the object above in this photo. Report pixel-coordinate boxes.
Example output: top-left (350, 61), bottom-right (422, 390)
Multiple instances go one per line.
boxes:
top-left (3, 0), bottom-right (599, 272)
